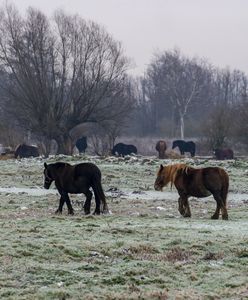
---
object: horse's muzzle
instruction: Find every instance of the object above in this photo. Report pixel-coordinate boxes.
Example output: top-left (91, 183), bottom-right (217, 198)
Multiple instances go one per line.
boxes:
top-left (154, 183), bottom-right (162, 191)
top-left (44, 179), bottom-right (52, 189)
top-left (44, 183), bottom-right (50, 189)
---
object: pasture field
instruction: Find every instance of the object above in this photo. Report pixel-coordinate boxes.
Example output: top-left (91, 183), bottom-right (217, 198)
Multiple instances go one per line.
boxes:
top-left (0, 155), bottom-right (248, 299)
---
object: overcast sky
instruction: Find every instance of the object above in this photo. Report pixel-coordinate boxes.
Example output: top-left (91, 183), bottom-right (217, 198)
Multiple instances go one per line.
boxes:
top-left (2, 0), bottom-right (248, 76)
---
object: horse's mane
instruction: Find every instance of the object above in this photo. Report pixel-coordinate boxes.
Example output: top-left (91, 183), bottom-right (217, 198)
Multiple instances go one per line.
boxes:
top-left (164, 163), bottom-right (190, 187)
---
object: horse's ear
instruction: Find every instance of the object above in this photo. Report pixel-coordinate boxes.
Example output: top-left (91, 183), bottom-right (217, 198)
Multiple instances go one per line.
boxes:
top-left (160, 164), bottom-right (164, 170)
top-left (44, 162), bottom-right (47, 169)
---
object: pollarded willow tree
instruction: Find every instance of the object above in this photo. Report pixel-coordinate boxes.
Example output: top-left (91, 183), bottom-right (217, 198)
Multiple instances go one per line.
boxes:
top-left (0, 5), bottom-right (133, 154)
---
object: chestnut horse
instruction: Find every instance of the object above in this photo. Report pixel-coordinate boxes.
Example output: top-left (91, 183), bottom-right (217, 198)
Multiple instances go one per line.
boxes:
top-left (154, 163), bottom-right (229, 220)
top-left (43, 162), bottom-right (109, 215)
top-left (155, 140), bottom-right (167, 159)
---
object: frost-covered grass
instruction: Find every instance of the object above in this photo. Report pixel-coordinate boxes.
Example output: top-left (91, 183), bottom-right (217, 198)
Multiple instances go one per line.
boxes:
top-left (0, 155), bottom-right (248, 299)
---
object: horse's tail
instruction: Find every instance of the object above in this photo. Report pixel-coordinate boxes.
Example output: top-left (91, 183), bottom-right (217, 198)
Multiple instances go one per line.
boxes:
top-left (220, 168), bottom-right (229, 207)
top-left (91, 174), bottom-right (109, 214)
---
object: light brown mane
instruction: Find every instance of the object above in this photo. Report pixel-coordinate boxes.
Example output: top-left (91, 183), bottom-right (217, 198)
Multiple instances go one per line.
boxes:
top-left (162, 163), bottom-right (189, 187)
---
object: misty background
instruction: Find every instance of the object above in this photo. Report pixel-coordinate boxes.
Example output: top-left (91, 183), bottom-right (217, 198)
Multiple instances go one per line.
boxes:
top-left (0, 0), bottom-right (247, 156)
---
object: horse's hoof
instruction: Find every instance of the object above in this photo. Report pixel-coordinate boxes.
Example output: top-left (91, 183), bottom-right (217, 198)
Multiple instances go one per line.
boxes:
top-left (68, 210), bottom-right (74, 215)
top-left (211, 215), bottom-right (219, 219)
top-left (183, 213), bottom-right (191, 218)
top-left (178, 209), bottom-right (185, 216)
top-left (102, 209), bottom-right (109, 214)
top-left (93, 210), bottom-right (100, 215)
top-left (222, 215), bottom-right (228, 220)
top-left (55, 210), bottom-right (62, 214)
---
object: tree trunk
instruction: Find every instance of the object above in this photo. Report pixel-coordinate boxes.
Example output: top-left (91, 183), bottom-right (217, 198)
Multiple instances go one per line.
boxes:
top-left (180, 114), bottom-right (185, 139)
top-left (56, 134), bottom-right (72, 155)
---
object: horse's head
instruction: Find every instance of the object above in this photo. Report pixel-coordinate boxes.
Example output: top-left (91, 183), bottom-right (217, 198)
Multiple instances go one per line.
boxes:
top-left (43, 162), bottom-right (54, 189)
top-left (154, 164), bottom-right (170, 191)
top-left (154, 163), bottom-right (187, 191)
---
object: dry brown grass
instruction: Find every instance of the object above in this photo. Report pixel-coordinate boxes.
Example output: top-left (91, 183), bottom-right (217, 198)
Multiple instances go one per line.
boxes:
top-left (165, 246), bottom-right (192, 262)
top-left (166, 150), bottom-right (183, 159)
top-left (122, 245), bottom-right (192, 263)
top-left (0, 154), bottom-right (15, 160)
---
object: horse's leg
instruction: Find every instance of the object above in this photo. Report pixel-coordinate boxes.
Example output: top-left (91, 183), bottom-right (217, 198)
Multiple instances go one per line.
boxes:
top-left (93, 194), bottom-right (101, 215)
top-left (178, 197), bottom-right (185, 216)
top-left (83, 190), bottom-right (92, 215)
top-left (55, 196), bottom-right (65, 214)
top-left (181, 195), bottom-right (191, 217)
top-left (221, 205), bottom-right (228, 220)
top-left (211, 195), bottom-right (221, 219)
top-left (101, 199), bottom-right (109, 214)
top-left (61, 192), bottom-right (74, 215)
top-left (212, 192), bottom-right (228, 220)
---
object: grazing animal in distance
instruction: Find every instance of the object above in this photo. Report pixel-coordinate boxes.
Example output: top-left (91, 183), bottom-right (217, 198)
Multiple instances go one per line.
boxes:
top-left (155, 140), bottom-right (167, 159)
top-left (43, 162), bottom-right (109, 215)
top-left (14, 144), bottom-right (39, 158)
top-left (75, 136), bottom-right (87, 154)
top-left (214, 148), bottom-right (234, 160)
top-left (111, 143), bottom-right (137, 156)
top-left (172, 140), bottom-right (196, 157)
top-left (154, 163), bottom-right (229, 220)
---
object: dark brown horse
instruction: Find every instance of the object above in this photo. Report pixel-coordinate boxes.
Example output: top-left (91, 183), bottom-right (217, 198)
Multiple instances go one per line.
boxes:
top-left (43, 162), bottom-right (109, 215)
top-left (214, 148), bottom-right (234, 160)
top-left (155, 140), bottom-right (167, 159)
top-left (154, 163), bottom-right (229, 220)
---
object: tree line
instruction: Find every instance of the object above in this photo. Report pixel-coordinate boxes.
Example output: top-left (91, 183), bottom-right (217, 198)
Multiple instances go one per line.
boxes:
top-left (0, 4), bottom-right (247, 155)
top-left (131, 49), bottom-right (248, 151)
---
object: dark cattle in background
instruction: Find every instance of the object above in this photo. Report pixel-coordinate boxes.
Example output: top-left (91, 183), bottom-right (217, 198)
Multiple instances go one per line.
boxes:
top-left (172, 140), bottom-right (196, 157)
top-left (111, 143), bottom-right (137, 156)
top-left (14, 144), bottom-right (39, 158)
top-left (76, 136), bottom-right (87, 154)
top-left (155, 140), bottom-right (167, 159)
top-left (214, 148), bottom-right (234, 160)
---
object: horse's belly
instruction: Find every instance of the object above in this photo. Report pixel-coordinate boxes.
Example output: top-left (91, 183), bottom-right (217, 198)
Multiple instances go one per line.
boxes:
top-left (189, 186), bottom-right (211, 198)
top-left (66, 185), bottom-right (84, 194)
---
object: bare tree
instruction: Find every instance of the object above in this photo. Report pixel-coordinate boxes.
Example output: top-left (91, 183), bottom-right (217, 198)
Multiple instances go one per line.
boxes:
top-left (145, 49), bottom-right (211, 139)
top-left (203, 105), bottom-right (233, 149)
top-left (0, 5), bottom-right (133, 154)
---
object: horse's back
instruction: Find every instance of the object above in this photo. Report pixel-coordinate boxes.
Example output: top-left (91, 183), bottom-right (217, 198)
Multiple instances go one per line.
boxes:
top-left (74, 162), bottom-right (101, 179)
top-left (112, 143), bottom-right (137, 156)
top-left (15, 144), bottom-right (39, 158)
top-left (214, 148), bottom-right (234, 160)
top-left (176, 166), bottom-right (228, 197)
top-left (202, 167), bottom-right (229, 190)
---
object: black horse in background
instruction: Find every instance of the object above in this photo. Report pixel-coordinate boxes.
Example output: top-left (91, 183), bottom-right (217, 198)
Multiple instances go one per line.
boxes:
top-left (112, 143), bottom-right (137, 156)
top-left (76, 136), bottom-right (87, 154)
top-left (43, 162), bottom-right (109, 215)
top-left (15, 144), bottom-right (39, 158)
top-left (172, 140), bottom-right (196, 157)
